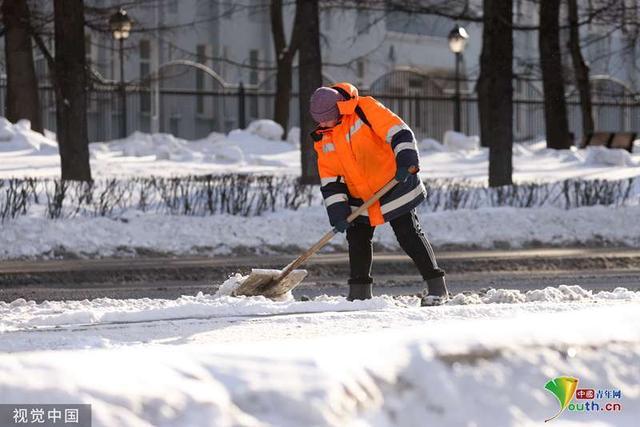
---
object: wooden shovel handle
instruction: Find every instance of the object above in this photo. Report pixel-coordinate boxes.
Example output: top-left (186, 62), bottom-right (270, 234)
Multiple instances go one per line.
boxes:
top-left (345, 165), bottom-right (417, 222)
top-left (345, 178), bottom-right (398, 223)
top-left (275, 170), bottom-right (414, 282)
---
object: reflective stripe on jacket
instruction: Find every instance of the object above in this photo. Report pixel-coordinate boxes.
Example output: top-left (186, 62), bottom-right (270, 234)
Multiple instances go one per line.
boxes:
top-left (312, 82), bottom-right (426, 227)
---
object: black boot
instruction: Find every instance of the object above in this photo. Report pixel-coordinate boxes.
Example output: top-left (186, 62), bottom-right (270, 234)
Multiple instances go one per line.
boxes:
top-left (421, 276), bottom-right (449, 306)
top-left (347, 280), bottom-right (373, 301)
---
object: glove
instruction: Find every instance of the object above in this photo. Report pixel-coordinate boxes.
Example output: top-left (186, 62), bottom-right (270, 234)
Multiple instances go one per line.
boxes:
top-left (395, 165), bottom-right (419, 183)
top-left (333, 219), bottom-right (351, 233)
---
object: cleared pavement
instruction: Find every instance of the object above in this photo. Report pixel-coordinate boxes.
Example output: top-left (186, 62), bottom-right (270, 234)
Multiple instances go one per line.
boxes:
top-left (1, 247), bottom-right (639, 301)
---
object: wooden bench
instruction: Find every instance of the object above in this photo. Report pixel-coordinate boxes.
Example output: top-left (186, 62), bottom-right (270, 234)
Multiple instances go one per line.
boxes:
top-left (582, 131), bottom-right (637, 153)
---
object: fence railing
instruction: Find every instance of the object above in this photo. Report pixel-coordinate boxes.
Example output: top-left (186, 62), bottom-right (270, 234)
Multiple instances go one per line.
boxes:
top-left (1, 85), bottom-right (639, 143)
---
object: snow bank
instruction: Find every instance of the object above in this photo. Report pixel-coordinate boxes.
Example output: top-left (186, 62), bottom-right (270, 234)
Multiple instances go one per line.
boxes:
top-left (0, 117), bottom-right (304, 178)
top-left (2, 116), bottom-right (640, 181)
top-left (246, 119), bottom-right (283, 141)
top-left (0, 291), bottom-right (402, 332)
top-left (443, 130), bottom-right (480, 151)
top-left (2, 285), bottom-right (638, 332)
top-left (1, 299), bottom-right (638, 426)
top-left (418, 138), bottom-right (446, 152)
top-left (585, 145), bottom-right (636, 167)
top-left (1, 204), bottom-right (639, 259)
top-left (0, 118), bottom-right (58, 154)
top-left (90, 123), bottom-right (294, 164)
top-left (226, 128), bottom-right (293, 156)
top-left (90, 131), bottom-right (226, 161)
top-left (287, 127), bottom-right (301, 147)
top-left (449, 285), bottom-right (638, 305)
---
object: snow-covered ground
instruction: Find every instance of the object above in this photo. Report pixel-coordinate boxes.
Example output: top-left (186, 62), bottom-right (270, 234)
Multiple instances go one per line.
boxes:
top-left (1, 204), bottom-right (639, 259)
top-left (1, 118), bottom-right (640, 182)
top-left (1, 285), bottom-right (639, 426)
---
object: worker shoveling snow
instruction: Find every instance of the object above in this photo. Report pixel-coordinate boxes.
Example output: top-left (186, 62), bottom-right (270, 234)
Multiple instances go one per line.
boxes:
top-left (230, 172), bottom-right (402, 300)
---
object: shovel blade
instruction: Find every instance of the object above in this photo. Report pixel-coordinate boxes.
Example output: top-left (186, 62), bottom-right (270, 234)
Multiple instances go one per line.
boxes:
top-left (232, 268), bottom-right (308, 299)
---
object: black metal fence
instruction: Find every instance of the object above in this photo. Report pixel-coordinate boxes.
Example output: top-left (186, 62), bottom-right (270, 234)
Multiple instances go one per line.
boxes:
top-left (1, 85), bottom-right (639, 143)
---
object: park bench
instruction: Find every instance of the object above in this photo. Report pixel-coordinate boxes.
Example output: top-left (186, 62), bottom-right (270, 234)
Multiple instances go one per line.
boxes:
top-left (582, 131), bottom-right (637, 153)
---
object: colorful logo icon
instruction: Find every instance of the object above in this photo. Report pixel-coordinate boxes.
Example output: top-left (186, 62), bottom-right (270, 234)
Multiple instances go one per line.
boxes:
top-left (544, 376), bottom-right (579, 422)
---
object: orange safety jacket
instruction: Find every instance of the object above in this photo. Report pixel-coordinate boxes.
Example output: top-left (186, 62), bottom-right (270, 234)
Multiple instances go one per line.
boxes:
top-left (312, 82), bottom-right (426, 227)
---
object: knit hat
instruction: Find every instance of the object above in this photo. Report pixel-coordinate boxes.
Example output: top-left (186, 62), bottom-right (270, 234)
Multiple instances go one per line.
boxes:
top-left (309, 87), bottom-right (343, 123)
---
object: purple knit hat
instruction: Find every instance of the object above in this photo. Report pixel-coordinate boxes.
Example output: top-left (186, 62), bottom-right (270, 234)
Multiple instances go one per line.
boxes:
top-left (309, 87), bottom-right (343, 123)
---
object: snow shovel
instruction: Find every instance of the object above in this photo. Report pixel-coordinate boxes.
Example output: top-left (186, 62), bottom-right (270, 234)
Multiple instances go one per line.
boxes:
top-left (232, 175), bottom-right (404, 299)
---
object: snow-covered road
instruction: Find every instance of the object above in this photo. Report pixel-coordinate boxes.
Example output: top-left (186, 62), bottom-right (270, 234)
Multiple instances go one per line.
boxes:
top-left (1, 285), bottom-right (639, 426)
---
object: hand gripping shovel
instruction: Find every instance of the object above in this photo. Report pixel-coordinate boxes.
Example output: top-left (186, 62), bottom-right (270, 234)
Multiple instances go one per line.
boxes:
top-left (232, 176), bottom-right (402, 299)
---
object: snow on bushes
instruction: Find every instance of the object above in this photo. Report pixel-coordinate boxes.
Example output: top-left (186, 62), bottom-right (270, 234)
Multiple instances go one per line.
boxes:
top-left (0, 176), bottom-right (639, 222)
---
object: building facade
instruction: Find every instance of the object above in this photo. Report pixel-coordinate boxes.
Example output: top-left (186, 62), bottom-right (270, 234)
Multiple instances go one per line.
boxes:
top-left (2, 0), bottom-right (639, 141)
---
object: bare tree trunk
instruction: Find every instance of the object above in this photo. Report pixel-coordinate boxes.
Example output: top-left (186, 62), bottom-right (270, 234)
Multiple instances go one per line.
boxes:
top-left (478, 0), bottom-right (513, 187)
top-left (274, 55), bottom-right (293, 136)
top-left (477, 51), bottom-right (490, 149)
top-left (2, 0), bottom-right (42, 133)
top-left (270, 0), bottom-right (300, 139)
top-left (539, 0), bottom-right (572, 149)
top-left (54, 0), bottom-right (92, 181)
top-left (297, 0), bottom-right (321, 185)
top-left (567, 0), bottom-right (594, 140)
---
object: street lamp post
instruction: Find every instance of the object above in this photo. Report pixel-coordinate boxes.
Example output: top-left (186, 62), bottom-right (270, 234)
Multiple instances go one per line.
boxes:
top-left (109, 9), bottom-right (133, 138)
top-left (448, 25), bottom-right (469, 133)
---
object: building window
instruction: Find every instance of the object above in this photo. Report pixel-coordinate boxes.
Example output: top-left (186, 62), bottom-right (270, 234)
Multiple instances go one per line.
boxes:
top-left (222, 1), bottom-right (234, 19)
top-left (356, 60), bottom-right (365, 80)
top-left (140, 40), bottom-right (151, 113)
top-left (323, 9), bottom-right (332, 31)
top-left (170, 114), bottom-right (180, 136)
top-left (169, 0), bottom-right (178, 14)
top-left (515, 0), bottom-right (523, 22)
top-left (249, 49), bottom-right (259, 84)
top-left (196, 44), bottom-right (207, 114)
top-left (221, 45), bottom-right (228, 80)
top-left (385, 9), bottom-right (449, 38)
top-left (85, 34), bottom-right (92, 67)
top-left (35, 57), bottom-right (46, 79)
top-left (140, 39), bottom-right (150, 60)
top-left (248, 4), bottom-right (263, 23)
top-left (355, 10), bottom-right (370, 34)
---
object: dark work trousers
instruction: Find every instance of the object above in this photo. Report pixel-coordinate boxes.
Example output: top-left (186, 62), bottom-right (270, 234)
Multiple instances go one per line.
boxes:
top-left (346, 209), bottom-right (445, 285)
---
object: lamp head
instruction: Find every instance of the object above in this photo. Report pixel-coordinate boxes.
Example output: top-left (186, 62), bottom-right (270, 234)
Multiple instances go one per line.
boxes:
top-left (110, 8), bottom-right (133, 40)
top-left (448, 25), bottom-right (469, 53)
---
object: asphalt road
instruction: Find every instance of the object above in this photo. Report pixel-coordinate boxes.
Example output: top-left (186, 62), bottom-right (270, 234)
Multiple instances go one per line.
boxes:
top-left (1, 248), bottom-right (639, 301)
